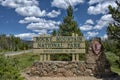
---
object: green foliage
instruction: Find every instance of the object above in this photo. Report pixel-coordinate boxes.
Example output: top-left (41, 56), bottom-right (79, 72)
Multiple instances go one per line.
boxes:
top-left (51, 54), bottom-right (85, 61)
top-left (10, 53), bottom-right (40, 71)
top-left (105, 52), bottom-right (120, 75)
top-left (79, 54), bottom-right (85, 61)
top-left (85, 39), bottom-right (91, 52)
top-left (111, 67), bottom-right (120, 75)
top-left (0, 53), bottom-right (39, 80)
top-left (51, 54), bottom-right (72, 61)
top-left (102, 39), bottom-right (117, 52)
top-left (0, 34), bottom-right (29, 52)
top-left (107, 1), bottom-right (120, 68)
top-left (0, 54), bottom-right (24, 80)
top-left (58, 5), bottom-right (83, 36)
top-left (106, 52), bottom-right (119, 66)
top-left (52, 29), bottom-right (57, 36)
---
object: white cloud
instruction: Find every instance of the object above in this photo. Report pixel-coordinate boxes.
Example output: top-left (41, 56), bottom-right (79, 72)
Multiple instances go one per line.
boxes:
top-left (19, 16), bottom-right (61, 24)
top-left (19, 17), bottom-right (61, 35)
top-left (93, 14), bottom-right (113, 30)
top-left (80, 14), bottom-right (113, 32)
top-left (79, 19), bottom-right (94, 31)
top-left (101, 14), bottom-right (113, 21)
top-left (0, 0), bottom-right (62, 18)
top-left (80, 25), bottom-right (93, 31)
top-left (87, 32), bottom-right (99, 37)
top-left (15, 33), bottom-right (38, 40)
top-left (88, 0), bottom-right (103, 5)
top-left (15, 31), bottom-right (54, 40)
top-left (80, 14), bottom-right (113, 39)
top-left (19, 16), bottom-right (41, 24)
top-left (15, 6), bottom-right (46, 17)
top-left (88, 0), bottom-right (117, 5)
top-left (88, 1), bottom-right (117, 15)
top-left (47, 10), bottom-right (61, 18)
top-left (26, 18), bottom-right (61, 33)
top-left (0, 0), bottom-right (38, 8)
top-left (85, 19), bottom-right (94, 25)
top-left (101, 34), bottom-right (108, 40)
top-left (51, 0), bottom-right (84, 9)
top-left (0, 0), bottom-right (61, 17)
top-left (84, 31), bottom-right (99, 39)
top-left (37, 29), bottom-right (48, 34)
top-left (0, 0), bottom-right (47, 17)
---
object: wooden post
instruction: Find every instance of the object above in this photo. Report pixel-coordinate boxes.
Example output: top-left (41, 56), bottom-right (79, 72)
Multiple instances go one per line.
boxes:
top-left (72, 33), bottom-right (75, 36)
top-left (76, 54), bottom-right (79, 61)
top-left (40, 54), bottom-right (44, 61)
top-left (76, 34), bottom-right (79, 61)
top-left (72, 54), bottom-right (75, 61)
top-left (43, 54), bottom-right (47, 61)
top-left (72, 33), bottom-right (75, 61)
top-left (76, 34), bottom-right (78, 37)
top-left (47, 54), bottom-right (50, 61)
top-left (48, 54), bottom-right (50, 61)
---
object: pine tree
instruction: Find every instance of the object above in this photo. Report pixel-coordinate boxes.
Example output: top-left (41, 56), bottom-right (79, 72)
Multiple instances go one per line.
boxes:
top-left (52, 29), bottom-right (57, 36)
top-left (107, 1), bottom-right (120, 68)
top-left (51, 6), bottom-right (83, 61)
top-left (58, 5), bottom-right (83, 36)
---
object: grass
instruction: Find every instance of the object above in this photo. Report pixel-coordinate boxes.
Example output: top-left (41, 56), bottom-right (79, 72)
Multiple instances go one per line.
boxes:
top-left (105, 52), bottom-right (120, 75)
top-left (9, 53), bottom-right (40, 71)
top-left (111, 67), bottom-right (120, 75)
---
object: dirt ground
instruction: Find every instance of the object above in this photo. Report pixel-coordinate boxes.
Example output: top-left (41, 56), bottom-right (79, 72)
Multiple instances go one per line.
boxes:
top-left (21, 73), bottom-right (120, 80)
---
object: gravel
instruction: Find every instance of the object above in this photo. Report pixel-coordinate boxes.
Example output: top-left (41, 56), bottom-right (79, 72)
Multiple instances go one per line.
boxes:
top-left (21, 73), bottom-right (120, 80)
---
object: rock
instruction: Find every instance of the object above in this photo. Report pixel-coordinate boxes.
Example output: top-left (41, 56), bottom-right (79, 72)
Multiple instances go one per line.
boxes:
top-left (71, 68), bottom-right (77, 74)
top-left (56, 73), bottom-right (64, 77)
top-left (78, 65), bottom-right (86, 72)
top-left (27, 61), bottom-right (92, 77)
top-left (57, 68), bottom-right (66, 73)
top-left (86, 38), bottom-right (117, 77)
top-left (85, 69), bottom-right (93, 76)
top-left (47, 71), bottom-right (54, 76)
top-left (43, 71), bottom-right (48, 76)
top-left (64, 70), bottom-right (74, 77)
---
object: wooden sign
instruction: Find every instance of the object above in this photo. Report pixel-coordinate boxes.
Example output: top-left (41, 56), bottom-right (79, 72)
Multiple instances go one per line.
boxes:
top-left (92, 40), bottom-right (102, 55)
top-left (33, 36), bottom-right (85, 54)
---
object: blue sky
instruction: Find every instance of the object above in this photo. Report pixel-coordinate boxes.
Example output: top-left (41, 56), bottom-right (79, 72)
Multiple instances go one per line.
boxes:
top-left (0, 0), bottom-right (118, 40)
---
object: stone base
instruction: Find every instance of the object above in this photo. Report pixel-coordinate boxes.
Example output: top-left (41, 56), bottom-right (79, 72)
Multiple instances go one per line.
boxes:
top-left (27, 61), bottom-right (118, 77)
top-left (27, 61), bottom-right (93, 77)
